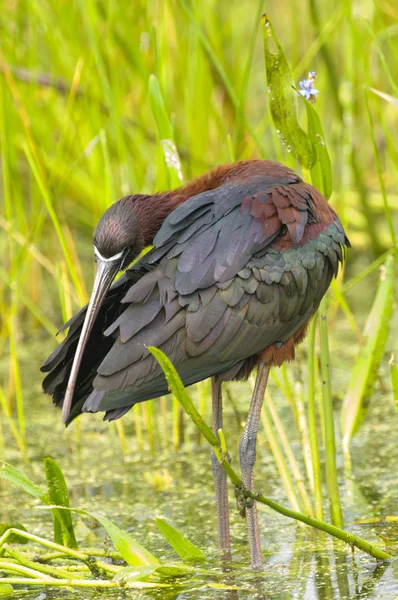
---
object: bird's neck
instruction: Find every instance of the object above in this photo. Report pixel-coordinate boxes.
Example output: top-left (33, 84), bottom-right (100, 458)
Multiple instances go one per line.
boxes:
top-left (128, 161), bottom-right (278, 248)
top-left (129, 171), bottom-right (228, 247)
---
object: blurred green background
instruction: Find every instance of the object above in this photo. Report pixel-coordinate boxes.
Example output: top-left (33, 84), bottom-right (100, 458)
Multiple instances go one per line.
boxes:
top-left (0, 0), bottom-right (398, 596)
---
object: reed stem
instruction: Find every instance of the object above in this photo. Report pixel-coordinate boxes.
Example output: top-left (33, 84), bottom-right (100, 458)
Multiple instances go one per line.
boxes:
top-left (318, 299), bottom-right (343, 528)
top-left (307, 315), bottom-right (324, 520)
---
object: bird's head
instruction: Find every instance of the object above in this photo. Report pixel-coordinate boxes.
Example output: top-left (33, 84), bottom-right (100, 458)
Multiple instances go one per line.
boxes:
top-left (61, 196), bottom-right (145, 425)
top-left (93, 196), bottom-right (145, 270)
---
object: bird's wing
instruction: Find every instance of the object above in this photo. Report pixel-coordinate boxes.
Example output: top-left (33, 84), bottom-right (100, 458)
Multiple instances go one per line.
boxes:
top-left (80, 178), bottom-right (348, 419)
top-left (147, 175), bottom-right (315, 295)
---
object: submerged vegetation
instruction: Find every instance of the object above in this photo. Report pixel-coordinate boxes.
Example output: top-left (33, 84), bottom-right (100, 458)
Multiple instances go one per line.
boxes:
top-left (0, 0), bottom-right (397, 597)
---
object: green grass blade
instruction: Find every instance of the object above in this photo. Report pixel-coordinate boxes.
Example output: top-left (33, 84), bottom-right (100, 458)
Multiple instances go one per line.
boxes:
top-left (0, 390), bottom-right (27, 461)
top-left (22, 144), bottom-right (85, 303)
top-left (307, 315), bottom-right (324, 520)
top-left (299, 95), bottom-right (333, 198)
top-left (178, 0), bottom-right (265, 156)
top-left (0, 462), bottom-right (46, 502)
top-left (260, 406), bottom-right (303, 513)
top-left (342, 256), bottom-right (396, 451)
top-left (364, 90), bottom-right (397, 250)
top-left (149, 74), bottom-right (183, 188)
top-left (319, 298), bottom-right (343, 528)
top-left (7, 321), bottom-right (25, 442)
top-left (262, 15), bottom-right (313, 167)
top-left (147, 347), bottom-right (219, 448)
top-left (341, 249), bottom-right (394, 294)
top-left (155, 518), bottom-right (206, 561)
top-left (44, 458), bottom-right (77, 549)
top-left (364, 21), bottom-right (398, 97)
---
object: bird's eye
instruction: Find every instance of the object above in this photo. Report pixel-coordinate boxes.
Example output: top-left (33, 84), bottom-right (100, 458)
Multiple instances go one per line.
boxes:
top-left (120, 247), bottom-right (133, 270)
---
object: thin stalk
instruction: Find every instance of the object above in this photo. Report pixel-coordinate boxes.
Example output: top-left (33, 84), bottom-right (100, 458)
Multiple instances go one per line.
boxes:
top-left (0, 529), bottom-right (88, 561)
top-left (99, 128), bottom-right (116, 211)
top-left (266, 393), bottom-right (314, 516)
top-left (319, 299), bottom-right (343, 528)
top-left (178, 0), bottom-right (266, 157)
top-left (0, 387), bottom-right (27, 461)
top-left (341, 249), bottom-right (394, 293)
top-left (172, 396), bottom-right (180, 451)
top-left (308, 0), bottom-right (382, 255)
top-left (196, 380), bottom-right (210, 445)
top-left (0, 529), bottom-right (121, 576)
top-left (0, 413), bottom-right (4, 459)
top-left (307, 315), bottom-right (324, 520)
top-left (0, 577), bottom-right (170, 589)
top-left (114, 420), bottom-right (128, 458)
top-left (143, 403), bottom-right (155, 455)
top-left (133, 404), bottom-right (143, 453)
top-left (278, 366), bottom-right (313, 488)
top-left (295, 383), bottom-right (314, 493)
top-left (178, 403), bottom-right (185, 447)
top-left (0, 215), bottom-right (55, 276)
top-left (270, 367), bottom-right (299, 426)
top-left (0, 50), bottom-right (46, 181)
top-left (40, 548), bottom-right (122, 562)
top-left (7, 320), bottom-right (25, 441)
top-left (330, 279), bottom-right (363, 344)
top-left (0, 266), bottom-right (58, 337)
top-left (364, 90), bottom-right (397, 253)
top-left (260, 408), bottom-right (303, 513)
top-left (23, 144), bottom-right (86, 302)
top-left (0, 561), bottom-right (51, 579)
top-left (160, 396), bottom-right (170, 450)
top-left (4, 546), bottom-right (82, 580)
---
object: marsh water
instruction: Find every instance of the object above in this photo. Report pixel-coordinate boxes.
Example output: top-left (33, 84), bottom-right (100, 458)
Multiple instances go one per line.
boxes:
top-left (1, 263), bottom-right (397, 599)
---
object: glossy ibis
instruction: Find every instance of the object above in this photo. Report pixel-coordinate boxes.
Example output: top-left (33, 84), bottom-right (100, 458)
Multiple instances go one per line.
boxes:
top-left (41, 160), bottom-right (349, 569)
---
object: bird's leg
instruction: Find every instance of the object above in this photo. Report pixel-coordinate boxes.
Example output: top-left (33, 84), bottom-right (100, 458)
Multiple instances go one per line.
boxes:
top-left (211, 377), bottom-right (231, 556)
top-left (238, 361), bottom-right (271, 570)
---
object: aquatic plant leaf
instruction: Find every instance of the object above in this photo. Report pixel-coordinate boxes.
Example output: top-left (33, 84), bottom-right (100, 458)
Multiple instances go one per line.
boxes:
top-left (0, 523), bottom-right (28, 544)
top-left (262, 15), bottom-right (313, 168)
top-left (155, 518), bottom-right (206, 561)
top-left (299, 95), bottom-right (333, 199)
top-left (147, 347), bottom-right (219, 448)
top-left (71, 509), bottom-right (159, 566)
top-left (0, 584), bottom-right (13, 597)
top-left (0, 462), bottom-right (46, 503)
top-left (342, 256), bottom-right (395, 449)
top-left (44, 458), bottom-right (77, 549)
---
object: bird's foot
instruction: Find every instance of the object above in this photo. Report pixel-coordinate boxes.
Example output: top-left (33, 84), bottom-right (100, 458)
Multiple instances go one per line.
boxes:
top-left (234, 484), bottom-right (254, 518)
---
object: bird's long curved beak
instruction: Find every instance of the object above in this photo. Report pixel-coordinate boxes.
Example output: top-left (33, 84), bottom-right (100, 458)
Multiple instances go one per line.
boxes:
top-left (61, 257), bottom-right (121, 424)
